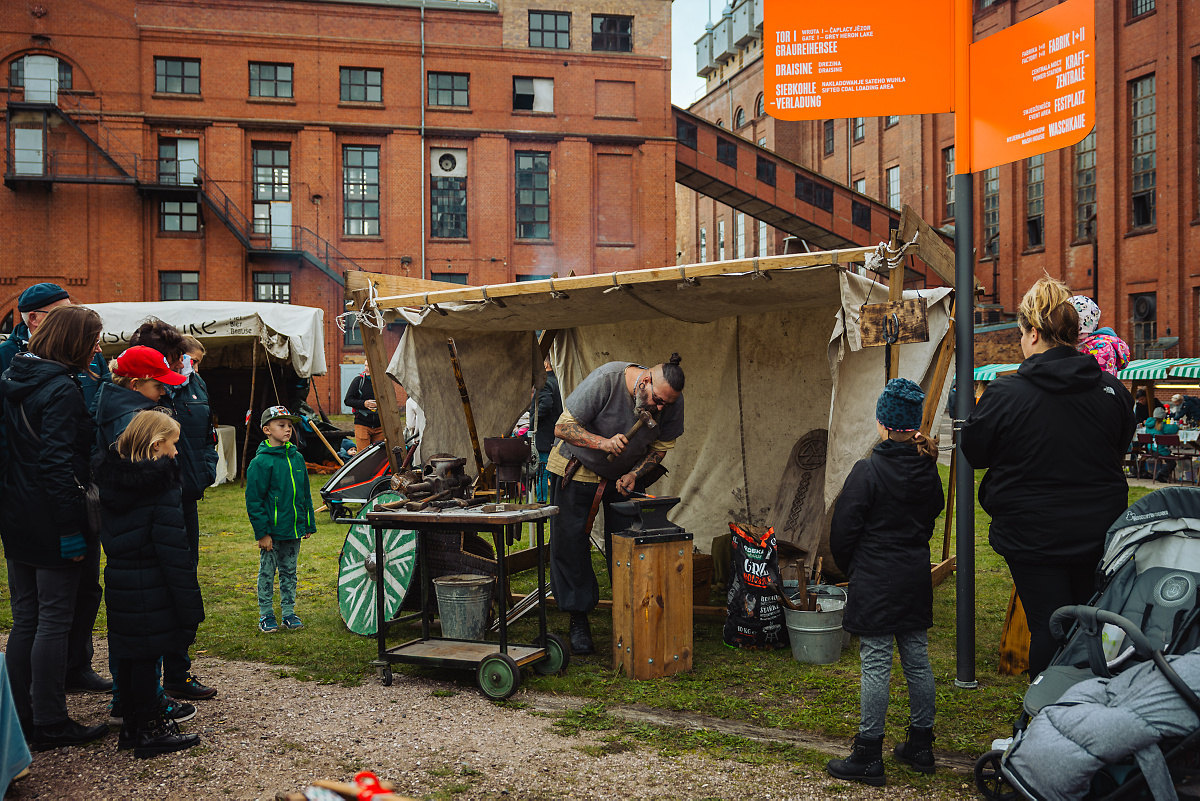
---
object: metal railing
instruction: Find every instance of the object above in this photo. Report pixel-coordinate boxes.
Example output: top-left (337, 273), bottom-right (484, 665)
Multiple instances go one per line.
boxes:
top-left (5, 147), bottom-right (140, 183)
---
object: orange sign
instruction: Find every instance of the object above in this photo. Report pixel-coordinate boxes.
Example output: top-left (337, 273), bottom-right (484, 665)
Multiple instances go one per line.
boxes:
top-left (968, 0), bottom-right (1095, 172)
top-left (763, 0), bottom-right (953, 120)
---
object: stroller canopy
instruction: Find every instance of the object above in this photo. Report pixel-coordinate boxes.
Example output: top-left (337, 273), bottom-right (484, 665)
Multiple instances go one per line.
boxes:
top-left (1102, 487), bottom-right (1200, 579)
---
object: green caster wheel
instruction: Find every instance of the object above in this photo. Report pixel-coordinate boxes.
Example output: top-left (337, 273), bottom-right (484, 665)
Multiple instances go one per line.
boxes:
top-left (532, 633), bottom-right (570, 676)
top-left (477, 653), bottom-right (521, 700)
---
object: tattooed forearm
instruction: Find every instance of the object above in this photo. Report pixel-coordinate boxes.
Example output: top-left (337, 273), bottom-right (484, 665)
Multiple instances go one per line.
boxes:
top-left (555, 421), bottom-right (608, 450)
top-left (631, 449), bottom-right (664, 477)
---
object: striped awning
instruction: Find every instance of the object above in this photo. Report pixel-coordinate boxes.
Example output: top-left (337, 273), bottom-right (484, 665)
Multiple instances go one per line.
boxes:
top-left (1168, 362), bottom-right (1200, 379)
top-left (974, 363), bottom-right (1022, 381)
top-left (1117, 358), bottom-right (1200, 381)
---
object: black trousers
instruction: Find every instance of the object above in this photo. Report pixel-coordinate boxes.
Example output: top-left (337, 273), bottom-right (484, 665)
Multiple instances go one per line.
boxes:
top-left (163, 497), bottom-right (200, 684)
top-left (65, 527), bottom-right (102, 679)
top-left (548, 476), bottom-right (633, 614)
top-left (117, 657), bottom-right (161, 727)
top-left (1006, 558), bottom-right (1098, 681)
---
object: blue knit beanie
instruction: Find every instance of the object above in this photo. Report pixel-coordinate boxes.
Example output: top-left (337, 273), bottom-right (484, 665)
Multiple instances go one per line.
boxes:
top-left (876, 378), bottom-right (925, 431)
top-left (17, 282), bottom-right (69, 312)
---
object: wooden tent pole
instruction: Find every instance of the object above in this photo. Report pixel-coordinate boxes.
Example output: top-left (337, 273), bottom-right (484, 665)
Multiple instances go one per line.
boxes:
top-left (239, 342), bottom-right (258, 486)
top-left (351, 287), bottom-right (407, 475)
top-left (942, 450), bottom-right (956, 562)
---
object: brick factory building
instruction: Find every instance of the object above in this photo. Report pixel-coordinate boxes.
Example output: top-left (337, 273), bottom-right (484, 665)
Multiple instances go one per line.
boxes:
top-left (1, 0), bottom-right (674, 409)
top-left (680, 0), bottom-right (1200, 361)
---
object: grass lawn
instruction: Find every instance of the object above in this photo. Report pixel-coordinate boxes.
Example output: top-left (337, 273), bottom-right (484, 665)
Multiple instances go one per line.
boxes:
top-left (0, 465), bottom-right (1157, 792)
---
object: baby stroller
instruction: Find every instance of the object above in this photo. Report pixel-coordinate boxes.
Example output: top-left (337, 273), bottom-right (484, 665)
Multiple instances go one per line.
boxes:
top-left (976, 487), bottom-right (1200, 800)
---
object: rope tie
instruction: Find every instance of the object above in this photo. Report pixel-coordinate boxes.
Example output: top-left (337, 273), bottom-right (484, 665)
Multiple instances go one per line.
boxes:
top-left (750, 258), bottom-right (772, 281)
top-left (480, 286), bottom-right (506, 308)
top-left (677, 266), bottom-right (699, 288)
top-left (865, 229), bottom-right (919, 275)
top-left (549, 277), bottom-right (569, 300)
top-left (602, 272), bottom-right (626, 294)
top-left (335, 281), bottom-right (386, 335)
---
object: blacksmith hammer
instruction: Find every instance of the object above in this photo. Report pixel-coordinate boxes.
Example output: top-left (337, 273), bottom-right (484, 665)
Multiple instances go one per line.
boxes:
top-left (607, 411), bottom-right (656, 461)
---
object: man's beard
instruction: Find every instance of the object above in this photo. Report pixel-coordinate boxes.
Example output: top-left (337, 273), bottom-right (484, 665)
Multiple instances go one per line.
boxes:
top-left (634, 382), bottom-right (654, 416)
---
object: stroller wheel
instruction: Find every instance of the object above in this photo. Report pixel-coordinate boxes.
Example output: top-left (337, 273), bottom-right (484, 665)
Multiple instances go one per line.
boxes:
top-left (975, 750), bottom-right (1018, 801)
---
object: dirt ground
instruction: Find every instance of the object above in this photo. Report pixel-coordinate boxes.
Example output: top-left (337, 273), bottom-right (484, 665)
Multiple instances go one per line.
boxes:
top-left (4, 642), bottom-right (966, 801)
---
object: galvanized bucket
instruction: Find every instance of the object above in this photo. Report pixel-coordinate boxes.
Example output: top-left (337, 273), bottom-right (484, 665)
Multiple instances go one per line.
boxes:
top-left (784, 585), bottom-right (847, 664)
top-left (433, 574), bottom-right (494, 641)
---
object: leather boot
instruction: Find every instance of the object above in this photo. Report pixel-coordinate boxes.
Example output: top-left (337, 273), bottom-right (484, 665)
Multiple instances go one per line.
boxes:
top-left (826, 734), bottom-right (885, 786)
top-left (133, 717), bottom-right (200, 759)
top-left (893, 725), bottom-right (936, 773)
top-left (30, 718), bottom-right (109, 751)
top-left (117, 720), bottom-right (137, 751)
top-left (568, 613), bottom-right (594, 655)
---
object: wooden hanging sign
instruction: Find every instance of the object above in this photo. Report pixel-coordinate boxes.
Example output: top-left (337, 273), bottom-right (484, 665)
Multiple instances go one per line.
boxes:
top-left (858, 298), bottom-right (930, 347)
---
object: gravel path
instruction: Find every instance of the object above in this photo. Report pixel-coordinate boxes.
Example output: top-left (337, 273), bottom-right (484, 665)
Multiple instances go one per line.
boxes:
top-left (5, 643), bottom-right (962, 800)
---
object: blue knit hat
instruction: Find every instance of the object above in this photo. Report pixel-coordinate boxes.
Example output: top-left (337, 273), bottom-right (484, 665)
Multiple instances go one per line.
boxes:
top-left (17, 282), bottom-right (70, 312)
top-left (876, 378), bottom-right (925, 431)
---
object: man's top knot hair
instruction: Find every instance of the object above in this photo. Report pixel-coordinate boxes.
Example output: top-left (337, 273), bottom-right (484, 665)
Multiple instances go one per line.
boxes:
top-left (662, 353), bottom-right (685, 392)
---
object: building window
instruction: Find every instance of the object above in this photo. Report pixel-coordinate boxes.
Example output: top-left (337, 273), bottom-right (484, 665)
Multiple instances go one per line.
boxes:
top-left (428, 72), bottom-right (468, 107)
top-left (343, 315), bottom-right (363, 347)
top-left (341, 67), bottom-right (382, 103)
top-left (758, 220), bottom-right (768, 256)
top-left (343, 145), bottom-right (380, 236)
top-left (253, 272), bottom-right (291, 303)
top-left (529, 11), bottom-right (570, 49)
top-left (735, 107), bottom-right (745, 128)
top-left (982, 166), bottom-right (1000, 258)
top-left (796, 176), bottom-right (834, 212)
top-left (158, 140), bottom-right (181, 184)
top-left (885, 166), bottom-right (900, 209)
top-left (852, 178), bottom-right (865, 193)
top-left (1026, 154), bottom-right (1045, 249)
top-left (592, 15), bottom-right (632, 52)
top-left (430, 273), bottom-right (469, 284)
top-left (160, 200), bottom-right (199, 232)
top-left (252, 145), bottom-right (290, 235)
top-left (515, 151), bottom-right (550, 239)
top-left (155, 58), bottom-right (200, 94)
top-left (431, 177), bottom-right (467, 238)
top-left (11, 60), bottom-right (73, 90)
top-left (249, 63), bottom-right (292, 98)
top-left (513, 77), bottom-right (553, 112)
top-left (1131, 293), bottom-right (1157, 359)
top-left (823, 120), bottom-right (835, 155)
top-left (160, 271), bottom-right (199, 301)
top-left (716, 119), bottom-right (724, 129)
top-left (885, 115), bottom-right (899, 128)
top-left (699, 227), bottom-right (707, 262)
top-left (943, 146), bottom-right (956, 221)
top-left (756, 155), bottom-right (776, 186)
top-left (676, 118), bottom-right (698, 149)
top-left (1131, 74), bottom-right (1156, 228)
top-left (852, 117), bottom-right (864, 142)
top-left (718, 219), bottom-right (725, 260)
top-left (1074, 131), bottom-right (1097, 241)
top-left (852, 200), bottom-right (871, 230)
top-left (1132, 0), bottom-right (1155, 16)
top-left (716, 137), bottom-right (737, 168)
top-left (755, 94), bottom-right (764, 118)
top-left (735, 213), bottom-right (745, 259)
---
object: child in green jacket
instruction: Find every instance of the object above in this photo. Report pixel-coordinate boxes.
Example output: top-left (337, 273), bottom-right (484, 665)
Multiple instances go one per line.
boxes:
top-left (245, 406), bottom-right (316, 633)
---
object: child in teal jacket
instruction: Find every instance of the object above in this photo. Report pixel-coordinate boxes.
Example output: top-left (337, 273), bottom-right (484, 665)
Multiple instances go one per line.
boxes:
top-left (245, 406), bottom-right (316, 633)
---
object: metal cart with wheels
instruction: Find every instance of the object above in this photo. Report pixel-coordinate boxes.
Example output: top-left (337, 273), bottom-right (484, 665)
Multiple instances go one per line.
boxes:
top-left (362, 505), bottom-right (565, 699)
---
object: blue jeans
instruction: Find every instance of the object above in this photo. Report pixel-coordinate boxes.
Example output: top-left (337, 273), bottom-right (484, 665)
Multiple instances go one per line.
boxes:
top-left (6, 559), bottom-right (82, 726)
top-left (858, 630), bottom-right (936, 738)
top-left (258, 538), bottom-right (302, 618)
top-left (535, 452), bottom-right (550, 503)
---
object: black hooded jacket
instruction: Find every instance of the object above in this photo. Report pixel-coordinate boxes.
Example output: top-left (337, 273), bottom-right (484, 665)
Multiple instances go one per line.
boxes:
top-left (830, 439), bottom-right (944, 636)
top-left (164, 373), bottom-right (217, 502)
top-left (0, 354), bottom-right (94, 567)
top-left (960, 345), bottom-right (1135, 565)
top-left (94, 449), bottom-right (204, 658)
top-left (93, 381), bottom-right (158, 453)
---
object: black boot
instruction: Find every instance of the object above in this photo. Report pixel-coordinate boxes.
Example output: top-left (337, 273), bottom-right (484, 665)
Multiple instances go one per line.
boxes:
top-left (133, 717), bottom-right (199, 759)
top-left (893, 725), bottom-right (936, 773)
top-left (117, 720), bottom-right (137, 751)
top-left (826, 734), bottom-right (885, 786)
top-left (568, 613), bottom-right (594, 655)
top-left (29, 718), bottom-right (109, 751)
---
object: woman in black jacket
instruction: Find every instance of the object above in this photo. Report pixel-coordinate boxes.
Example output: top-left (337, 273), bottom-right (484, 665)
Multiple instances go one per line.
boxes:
top-left (0, 305), bottom-right (109, 750)
top-left (344, 364), bottom-right (382, 453)
top-left (961, 278), bottom-right (1136, 680)
top-left (96, 410), bottom-right (202, 757)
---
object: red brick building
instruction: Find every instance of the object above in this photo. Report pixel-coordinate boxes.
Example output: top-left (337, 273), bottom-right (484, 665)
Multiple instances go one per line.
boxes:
top-left (680, 0), bottom-right (1200, 361)
top-left (1, 0), bottom-right (674, 408)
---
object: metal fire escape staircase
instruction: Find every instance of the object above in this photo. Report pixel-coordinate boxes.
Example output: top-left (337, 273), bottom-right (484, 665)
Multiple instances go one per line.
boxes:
top-left (4, 88), bottom-right (348, 287)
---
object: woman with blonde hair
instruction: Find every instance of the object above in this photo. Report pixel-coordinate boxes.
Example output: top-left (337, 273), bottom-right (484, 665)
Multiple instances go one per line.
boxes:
top-left (0, 304), bottom-right (109, 749)
top-left (95, 410), bottom-right (202, 757)
top-left (961, 277), bottom-right (1136, 680)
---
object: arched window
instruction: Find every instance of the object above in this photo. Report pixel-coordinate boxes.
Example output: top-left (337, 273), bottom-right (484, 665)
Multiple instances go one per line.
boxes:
top-left (716, 119), bottom-right (724, 128)
top-left (755, 93), bottom-right (764, 117)
top-left (734, 107), bottom-right (745, 128)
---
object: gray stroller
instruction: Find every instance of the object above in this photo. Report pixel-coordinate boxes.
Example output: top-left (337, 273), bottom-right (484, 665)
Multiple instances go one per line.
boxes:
top-left (975, 487), bottom-right (1200, 800)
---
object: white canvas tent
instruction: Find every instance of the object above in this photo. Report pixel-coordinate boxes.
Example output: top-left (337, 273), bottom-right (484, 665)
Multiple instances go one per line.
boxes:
top-left (88, 301), bottom-right (328, 377)
top-left (375, 252), bottom-right (953, 556)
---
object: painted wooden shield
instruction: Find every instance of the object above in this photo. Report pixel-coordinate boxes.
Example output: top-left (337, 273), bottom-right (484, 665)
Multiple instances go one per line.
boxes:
top-left (337, 492), bottom-right (417, 636)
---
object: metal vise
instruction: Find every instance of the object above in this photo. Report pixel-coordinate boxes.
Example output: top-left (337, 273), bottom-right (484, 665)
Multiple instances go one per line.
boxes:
top-left (391, 456), bottom-right (474, 500)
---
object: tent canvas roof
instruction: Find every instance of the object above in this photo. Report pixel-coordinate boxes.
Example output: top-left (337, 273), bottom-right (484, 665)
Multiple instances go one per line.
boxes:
top-left (88, 300), bottom-right (327, 377)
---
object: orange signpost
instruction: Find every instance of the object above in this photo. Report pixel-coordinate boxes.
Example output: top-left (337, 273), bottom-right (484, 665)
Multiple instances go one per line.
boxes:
top-left (968, 0), bottom-right (1095, 172)
top-left (763, 0), bottom-right (953, 120)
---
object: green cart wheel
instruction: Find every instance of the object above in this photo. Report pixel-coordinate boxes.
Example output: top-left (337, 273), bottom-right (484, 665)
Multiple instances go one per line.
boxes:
top-left (477, 653), bottom-right (521, 700)
top-left (337, 492), bottom-right (417, 636)
top-left (532, 633), bottom-right (570, 676)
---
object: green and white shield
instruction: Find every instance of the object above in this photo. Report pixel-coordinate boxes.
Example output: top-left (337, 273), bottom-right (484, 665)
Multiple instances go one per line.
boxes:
top-left (337, 492), bottom-right (417, 636)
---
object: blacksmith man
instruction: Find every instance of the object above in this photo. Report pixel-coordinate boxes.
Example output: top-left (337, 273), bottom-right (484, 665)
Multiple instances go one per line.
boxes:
top-left (547, 355), bottom-right (685, 655)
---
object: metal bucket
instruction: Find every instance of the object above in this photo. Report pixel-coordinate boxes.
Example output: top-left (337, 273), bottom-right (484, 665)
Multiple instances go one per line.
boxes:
top-left (784, 585), bottom-right (847, 664)
top-left (433, 574), bottom-right (494, 640)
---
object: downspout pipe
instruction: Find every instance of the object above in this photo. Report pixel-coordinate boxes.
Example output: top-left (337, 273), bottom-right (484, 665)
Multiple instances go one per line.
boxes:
top-left (420, 1), bottom-right (427, 279)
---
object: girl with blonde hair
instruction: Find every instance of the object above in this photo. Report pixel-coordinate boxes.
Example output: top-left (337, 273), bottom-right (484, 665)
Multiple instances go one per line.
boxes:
top-left (961, 276), bottom-right (1136, 680)
top-left (94, 410), bottom-right (203, 757)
